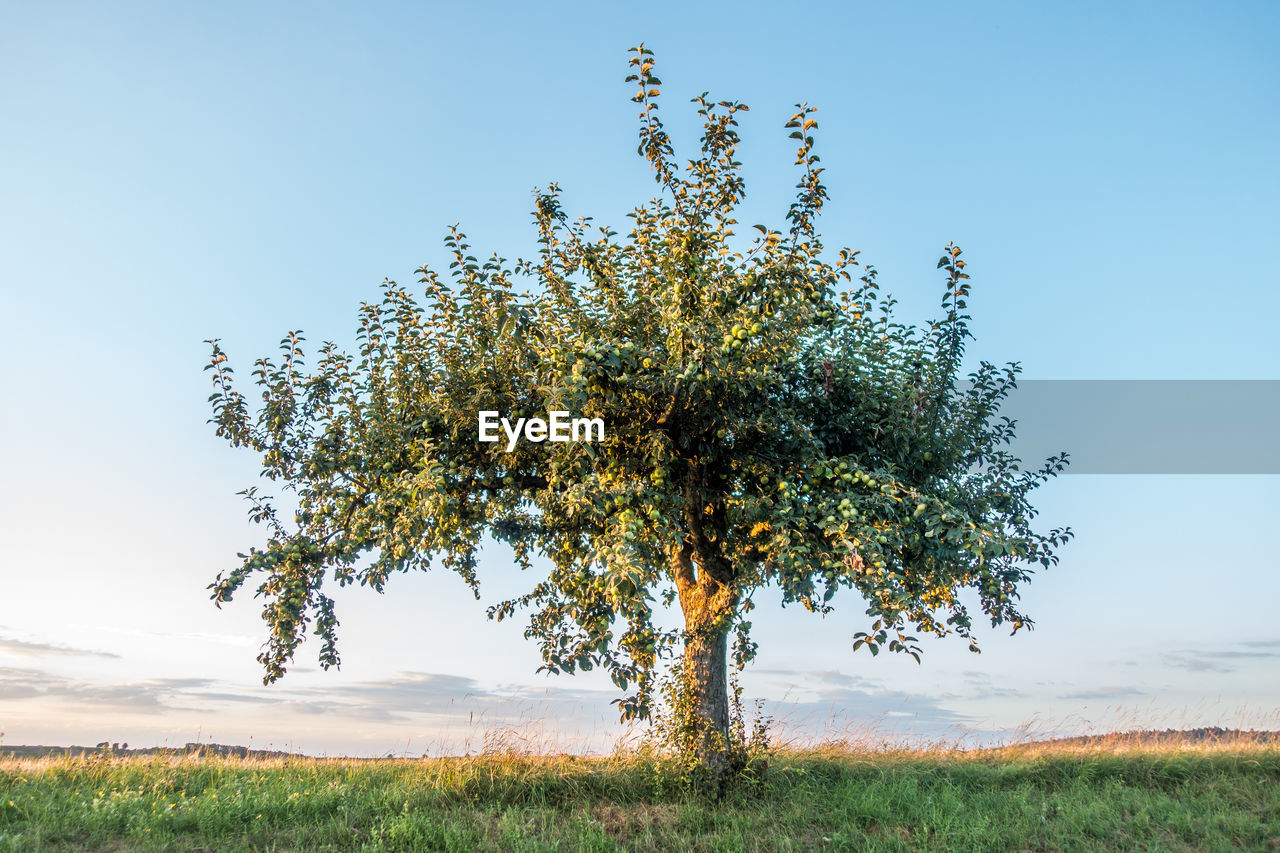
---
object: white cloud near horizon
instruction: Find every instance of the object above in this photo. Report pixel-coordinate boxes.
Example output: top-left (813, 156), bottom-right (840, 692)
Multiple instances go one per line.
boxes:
top-left (0, 631), bottom-right (121, 660)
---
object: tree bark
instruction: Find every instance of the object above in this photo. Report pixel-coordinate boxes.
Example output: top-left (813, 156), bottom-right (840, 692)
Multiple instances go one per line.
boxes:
top-left (671, 539), bottom-right (738, 789)
top-left (683, 606), bottom-right (731, 766)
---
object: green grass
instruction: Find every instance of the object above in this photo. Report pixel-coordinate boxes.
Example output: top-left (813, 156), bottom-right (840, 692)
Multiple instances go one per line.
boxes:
top-left (2, 740), bottom-right (1277, 851)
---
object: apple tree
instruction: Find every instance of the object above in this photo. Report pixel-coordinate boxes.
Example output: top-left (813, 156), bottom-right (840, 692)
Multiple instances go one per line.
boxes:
top-left (205, 46), bottom-right (1071, 782)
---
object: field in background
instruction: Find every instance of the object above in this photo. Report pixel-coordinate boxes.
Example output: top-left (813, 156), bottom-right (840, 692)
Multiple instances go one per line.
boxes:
top-left (2, 730), bottom-right (1277, 851)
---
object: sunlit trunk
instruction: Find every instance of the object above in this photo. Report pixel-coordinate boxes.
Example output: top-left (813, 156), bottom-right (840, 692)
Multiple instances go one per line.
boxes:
top-left (682, 606), bottom-right (732, 778)
top-left (671, 541), bottom-right (738, 790)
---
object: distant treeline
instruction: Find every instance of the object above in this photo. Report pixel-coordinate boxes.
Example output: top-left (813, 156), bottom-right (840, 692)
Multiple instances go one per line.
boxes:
top-left (4, 728), bottom-right (1278, 760)
top-left (1034, 727), bottom-right (1280, 747)
top-left (1, 742), bottom-right (302, 759)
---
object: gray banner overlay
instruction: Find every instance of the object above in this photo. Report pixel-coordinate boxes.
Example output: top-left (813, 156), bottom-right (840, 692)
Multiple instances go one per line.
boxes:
top-left (989, 380), bottom-right (1279, 474)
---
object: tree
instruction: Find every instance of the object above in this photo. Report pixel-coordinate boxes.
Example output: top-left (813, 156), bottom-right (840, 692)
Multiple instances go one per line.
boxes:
top-left (205, 45), bottom-right (1071, 785)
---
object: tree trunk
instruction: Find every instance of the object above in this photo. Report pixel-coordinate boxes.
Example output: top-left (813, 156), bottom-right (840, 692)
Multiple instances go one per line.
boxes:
top-left (683, 607), bottom-right (732, 781)
top-left (671, 541), bottom-right (738, 790)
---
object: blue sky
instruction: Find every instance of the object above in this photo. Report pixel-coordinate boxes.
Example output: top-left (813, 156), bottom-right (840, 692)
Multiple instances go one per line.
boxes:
top-left (1, 1), bottom-right (1276, 755)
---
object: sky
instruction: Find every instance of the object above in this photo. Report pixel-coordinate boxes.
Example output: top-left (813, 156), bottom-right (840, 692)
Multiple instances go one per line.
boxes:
top-left (1, 1), bottom-right (1277, 755)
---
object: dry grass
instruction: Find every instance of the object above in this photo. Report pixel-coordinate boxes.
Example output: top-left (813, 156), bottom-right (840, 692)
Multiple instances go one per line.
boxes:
top-left (2, 723), bottom-right (1278, 850)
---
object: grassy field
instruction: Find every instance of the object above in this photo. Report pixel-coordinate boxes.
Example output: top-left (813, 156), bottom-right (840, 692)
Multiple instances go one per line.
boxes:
top-left (1, 737), bottom-right (1277, 851)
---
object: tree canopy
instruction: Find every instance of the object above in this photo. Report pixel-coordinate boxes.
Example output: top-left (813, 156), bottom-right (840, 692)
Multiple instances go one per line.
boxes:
top-left (205, 46), bottom-right (1071, 766)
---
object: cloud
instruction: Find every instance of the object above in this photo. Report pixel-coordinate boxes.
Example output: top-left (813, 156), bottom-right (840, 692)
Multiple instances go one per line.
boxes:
top-left (1162, 643), bottom-right (1280, 674)
top-left (256, 669), bottom-right (991, 746)
top-left (1058, 686), bottom-right (1145, 700)
top-left (958, 671), bottom-right (1023, 698)
top-left (807, 669), bottom-right (878, 689)
top-left (274, 671), bottom-right (623, 726)
top-left (0, 636), bottom-right (119, 659)
top-left (0, 667), bottom-right (213, 712)
top-left (0, 663), bottom-right (994, 748)
top-left (0, 661), bottom-right (624, 728)
top-left (183, 691), bottom-right (278, 705)
top-left (1163, 654), bottom-right (1233, 674)
top-left (0, 667), bottom-right (52, 700)
top-left (731, 667), bottom-right (980, 743)
top-left (757, 685), bottom-right (980, 745)
top-left (750, 666), bottom-right (880, 690)
top-left (147, 631), bottom-right (258, 648)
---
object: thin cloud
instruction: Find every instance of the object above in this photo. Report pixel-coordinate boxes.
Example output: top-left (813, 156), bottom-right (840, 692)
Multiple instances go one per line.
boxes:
top-left (183, 691), bottom-right (279, 705)
top-left (1163, 643), bottom-right (1280, 674)
top-left (729, 668), bottom-right (981, 744)
top-left (0, 664), bottom-right (991, 745)
top-left (958, 671), bottom-right (1023, 698)
top-left (0, 636), bottom-right (119, 659)
top-left (278, 672), bottom-right (622, 725)
top-left (146, 631), bottom-right (258, 648)
top-left (970, 686), bottom-right (1023, 699)
top-left (808, 669), bottom-right (878, 689)
top-left (0, 667), bottom-right (212, 712)
top-left (0, 665), bottom-right (622, 726)
top-left (1059, 686), bottom-right (1145, 700)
